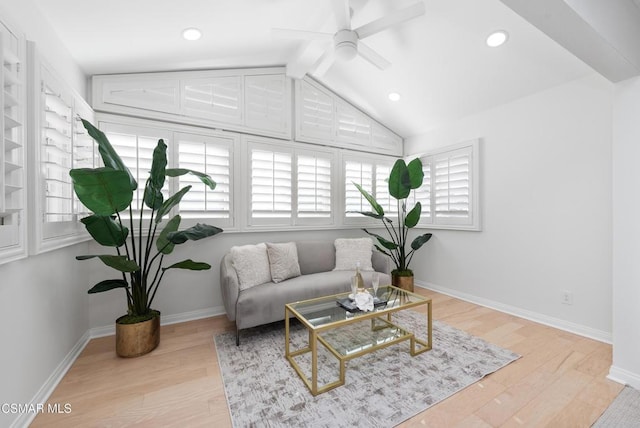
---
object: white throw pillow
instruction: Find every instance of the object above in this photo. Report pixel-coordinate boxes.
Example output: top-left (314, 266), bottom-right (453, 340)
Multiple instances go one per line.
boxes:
top-left (230, 243), bottom-right (272, 290)
top-left (266, 242), bottom-right (301, 283)
top-left (333, 238), bottom-right (374, 271)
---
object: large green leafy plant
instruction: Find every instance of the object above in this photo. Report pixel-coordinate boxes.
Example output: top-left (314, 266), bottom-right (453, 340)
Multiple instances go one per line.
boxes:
top-left (70, 119), bottom-right (223, 323)
top-left (353, 158), bottom-right (432, 276)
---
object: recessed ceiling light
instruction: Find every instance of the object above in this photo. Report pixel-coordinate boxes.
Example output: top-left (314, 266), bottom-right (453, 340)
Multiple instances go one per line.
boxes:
top-left (486, 30), bottom-right (508, 47)
top-left (388, 92), bottom-right (401, 102)
top-left (182, 28), bottom-right (202, 41)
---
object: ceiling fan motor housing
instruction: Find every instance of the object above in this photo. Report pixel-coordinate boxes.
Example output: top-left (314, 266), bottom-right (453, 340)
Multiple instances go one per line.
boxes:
top-left (334, 29), bottom-right (358, 61)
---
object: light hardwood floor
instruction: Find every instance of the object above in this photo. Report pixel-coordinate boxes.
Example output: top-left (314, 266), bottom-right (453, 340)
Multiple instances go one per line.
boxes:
top-left (32, 289), bottom-right (623, 427)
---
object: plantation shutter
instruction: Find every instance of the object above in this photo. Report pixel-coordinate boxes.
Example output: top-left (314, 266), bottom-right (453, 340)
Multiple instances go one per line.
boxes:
top-left (434, 146), bottom-right (472, 224)
top-left (177, 133), bottom-right (232, 221)
top-left (374, 163), bottom-right (398, 216)
top-left (244, 74), bottom-right (287, 133)
top-left (102, 123), bottom-right (169, 213)
top-left (409, 159), bottom-right (432, 224)
top-left (0, 25), bottom-right (25, 260)
top-left (41, 69), bottom-right (74, 223)
top-left (297, 154), bottom-right (331, 219)
top-left (251, 148), bottom-right (292, 219)
top-left (335, 101), bottom-right (371, 147)
top-left (298, 79), bottom-right (333, 141)
top-left (344, 160), bottom-right (373, 217)
top-left (182, 76), bottom-right (242, 124)
top-left (72, 105), bottom-right (97, 217)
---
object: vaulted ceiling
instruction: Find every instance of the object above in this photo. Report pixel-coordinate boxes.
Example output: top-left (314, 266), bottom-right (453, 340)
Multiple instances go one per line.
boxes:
top-left (31, 0), bottom-right (638, 138)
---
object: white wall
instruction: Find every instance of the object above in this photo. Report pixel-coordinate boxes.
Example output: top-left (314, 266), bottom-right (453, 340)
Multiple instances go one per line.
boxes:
top-left (405, 74), bottom-right (614, 339)
top-left (0, 3), bottom-right (89, 427)
top-left (0, 243), bottom-right (91, 428)
top-left (610, 76), bottom-right (640, 389)
top-left (0, 0), bottom-right (86, 95)
top-left (87, 228), bottom-right (371, 329)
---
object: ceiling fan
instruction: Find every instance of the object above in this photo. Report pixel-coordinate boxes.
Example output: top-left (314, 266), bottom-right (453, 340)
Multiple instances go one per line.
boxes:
top-left (273, 0), bottom-right (426, 77)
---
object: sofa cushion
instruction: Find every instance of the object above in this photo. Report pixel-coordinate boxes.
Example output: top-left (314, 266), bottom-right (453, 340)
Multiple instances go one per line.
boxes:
top-left (266, 242), bottom-right (301, 283)
top-left (231, 243), bottom-right (271, 290)
top-left (296, 241), bottom-right (336, 275)
top-left (234, 270), bottom-right (391, 330)
top-left (334, 238), bottom-right (374, 271)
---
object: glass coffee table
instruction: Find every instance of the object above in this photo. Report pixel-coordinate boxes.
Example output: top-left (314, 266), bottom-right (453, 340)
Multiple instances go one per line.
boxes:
top-left (284, 285), bottom-right (432, 395)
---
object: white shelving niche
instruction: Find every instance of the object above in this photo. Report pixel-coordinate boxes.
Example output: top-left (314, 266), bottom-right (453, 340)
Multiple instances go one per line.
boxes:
top-left (0, 24), bottom-right (26, 265)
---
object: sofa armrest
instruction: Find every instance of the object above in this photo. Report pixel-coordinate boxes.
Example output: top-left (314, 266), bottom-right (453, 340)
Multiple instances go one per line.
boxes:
top-left (372, 251), bottom-right (391, 275)
top-left (220, 253), bottom-right (240, 321)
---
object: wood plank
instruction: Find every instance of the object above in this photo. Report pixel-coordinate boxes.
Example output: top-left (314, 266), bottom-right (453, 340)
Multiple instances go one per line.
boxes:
top-left (31, 289), bottom-right (619, 427)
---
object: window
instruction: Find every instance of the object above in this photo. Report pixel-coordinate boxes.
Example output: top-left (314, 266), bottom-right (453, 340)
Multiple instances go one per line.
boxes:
top-left (247, 136), bottom-right (335, 228)
top-left (344, 160), bottom-right (373, 217)
top-left (414, 139), bottom-right (480, 230)
top-left (0, 21), bottom-right (26, 264)
top-left (343, 154), bottom-right (397, 223)
top-left (249, 145), bottom-right (292, 224)
top-left (296, 150), bottom-right (333, 223)
top-left (99, 118), bottom-right (239, 229)
top-left (408, 161), bottom-right (431, 224)
top-left (33, 61), bottom-right (98, 252)
top-left (375, 164), bottom-right (398, 217)
top-left (42, 69), bottom-right (74, 224)
top-left (100, 122), bottom-right (171, 214)
top-left (176, 132), bottom-right (234, 226)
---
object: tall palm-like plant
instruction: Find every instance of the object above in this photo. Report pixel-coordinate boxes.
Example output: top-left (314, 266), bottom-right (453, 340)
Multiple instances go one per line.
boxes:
top-left (353, 158), bottom-right (432, 277)
top-left (70, 119), bottom-right (223, 322)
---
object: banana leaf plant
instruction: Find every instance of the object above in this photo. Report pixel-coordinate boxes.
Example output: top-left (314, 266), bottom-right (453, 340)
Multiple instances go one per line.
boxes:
top-left (353, 158), bottom-right (432, 277)
top-left (70, 119), bottom-right (223, 323)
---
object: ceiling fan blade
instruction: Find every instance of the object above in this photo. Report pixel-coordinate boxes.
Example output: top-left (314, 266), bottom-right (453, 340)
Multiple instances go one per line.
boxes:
top-left (331, 0), bottom-right (351, 30)
top-left (354, 2), bottom-right (425, 39)
top-left (272, 28), bottom-right (333, 41)
top-left (311, 49), bottom-right (336, 77)
top-left (357, 42), bottom-right (391, 70)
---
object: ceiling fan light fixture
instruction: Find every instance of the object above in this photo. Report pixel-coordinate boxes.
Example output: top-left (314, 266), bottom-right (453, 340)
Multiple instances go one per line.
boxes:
top-left (182, 28), bottom-right (202, 41)
top-left (486, 30), bottom-right (508, 47)
top-left (334, 30), bottom-right (358, 61)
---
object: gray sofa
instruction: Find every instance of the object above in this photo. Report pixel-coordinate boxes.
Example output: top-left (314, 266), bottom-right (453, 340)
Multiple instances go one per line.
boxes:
top-left (220, 240), bottom-right (391, 345)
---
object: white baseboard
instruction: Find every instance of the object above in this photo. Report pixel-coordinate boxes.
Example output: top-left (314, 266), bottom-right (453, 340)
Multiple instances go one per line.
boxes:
top-left (416, 280), bottom-right (612, 344)
top-left (608, 365), bottom-right (640, 389)
top-left (90, 305), bottom-right (226, 338)
top-left (10, 331), bottom-right (91, 428)
top-left (10, 306), bottom-right (227, 427)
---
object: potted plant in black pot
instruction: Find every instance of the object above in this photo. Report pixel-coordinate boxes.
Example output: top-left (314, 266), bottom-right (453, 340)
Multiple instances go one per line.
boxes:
top-left (70, 119), bottom-right (223, 357)
top-left (352, 158), bottom-right (432, 292)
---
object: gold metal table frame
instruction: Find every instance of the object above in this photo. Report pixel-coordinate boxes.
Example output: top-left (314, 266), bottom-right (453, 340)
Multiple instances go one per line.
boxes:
top-left (284, 285), bottom-right (432, 396)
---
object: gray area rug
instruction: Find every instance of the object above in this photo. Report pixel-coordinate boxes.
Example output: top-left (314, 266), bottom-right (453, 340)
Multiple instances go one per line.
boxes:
top-left (214, 310), bottom-right (520, 428)
top-left (593, 386), bottom-right (640, 427)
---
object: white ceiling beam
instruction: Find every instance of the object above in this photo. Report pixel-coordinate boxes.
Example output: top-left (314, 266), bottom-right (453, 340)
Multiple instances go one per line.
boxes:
top-left (499, 0), bottom-right (640, 82)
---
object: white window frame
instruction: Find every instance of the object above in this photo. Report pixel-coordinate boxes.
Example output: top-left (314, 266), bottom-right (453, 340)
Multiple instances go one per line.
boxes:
top-left (412, 139), bottom-right (481, 231)
top-left (341, 152), bottom-right (398, 227)
top-left (294, 146), bottom-right (335, 227)
top-left (245, 136), bottom-right (294, 227)
top-left (0, 19), bottom-right (26, 264)
top-left (28, 47), bottom-right (98, 254)
top-left (244, 135), bottom-right (338, 230)
top-left (174, 131), bottom-right (237, 229)
top-left (97, 115), bottom-right (239, 232)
